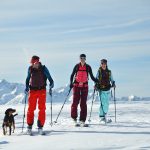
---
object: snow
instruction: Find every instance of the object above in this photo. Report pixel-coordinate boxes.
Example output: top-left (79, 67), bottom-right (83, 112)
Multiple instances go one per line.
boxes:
top-left (58, 88), bottom-right (65, 93)
top-left (0, 100), bottom-right (150, 150)
top-left (128, 95), bottom-right (135, 101)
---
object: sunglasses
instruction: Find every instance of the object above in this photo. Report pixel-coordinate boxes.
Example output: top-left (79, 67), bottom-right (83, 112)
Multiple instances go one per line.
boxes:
top-left (80, 57), bottom-right (86, 60)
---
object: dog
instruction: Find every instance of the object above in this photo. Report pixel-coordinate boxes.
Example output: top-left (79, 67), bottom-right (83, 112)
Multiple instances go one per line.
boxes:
top-left (2, 108), bottom-right (18, 135)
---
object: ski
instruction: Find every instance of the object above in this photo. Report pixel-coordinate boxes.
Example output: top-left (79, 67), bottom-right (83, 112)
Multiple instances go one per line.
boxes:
top-left (99, 118), bottom-right (112, 125)
top-left (81, 124), bottom-right (89, 127)
top-left (74, 122), bottom-right (89, 127)
top-left (18, 132), bottom-right (47, 136)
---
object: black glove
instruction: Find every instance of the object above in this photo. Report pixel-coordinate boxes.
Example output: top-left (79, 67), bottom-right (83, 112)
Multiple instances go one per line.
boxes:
top-left (70, 83), bottom-right (74, 89)
top-left (94, 83), bottom-right (100, 91)
top-left (50, 82), bottom-right (54, 89)
top-left (112, 81), bottom-right (116, 88)
top-left (24, 87), bottom-right (29, 94)
top-left (95, 79), bottom-right (99, 83)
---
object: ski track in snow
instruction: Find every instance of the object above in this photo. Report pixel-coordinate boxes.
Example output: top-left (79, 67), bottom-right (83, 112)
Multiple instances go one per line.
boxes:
top-left (0, 101), bottom-right (150, 150)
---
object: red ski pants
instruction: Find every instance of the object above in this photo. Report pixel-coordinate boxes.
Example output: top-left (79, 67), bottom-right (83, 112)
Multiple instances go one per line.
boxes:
top-left (27, 89), bottom-right (46, 127)
top-left (71, 86), bottom-right (88, 122)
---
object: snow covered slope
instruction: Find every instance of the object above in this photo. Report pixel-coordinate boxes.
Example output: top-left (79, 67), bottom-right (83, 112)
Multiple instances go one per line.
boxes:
top-left (0, 101), bottom-right (150, 150)
top-left (0, 79), bottom-right (74, 104)
top-left (0, 79), bottom-right (94, 105)
top-left (0, 79), bottom-right (25, 105)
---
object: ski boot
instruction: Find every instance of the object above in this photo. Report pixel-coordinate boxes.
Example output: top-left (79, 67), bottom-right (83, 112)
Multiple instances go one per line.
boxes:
top-left (73, 118), bottom-right (80, 127)
top-left (80, 121), bottom-right (88, 127)
top-left (26, 126), bottom-right (33, 136)
top-left (38, 127), bottom-right (45, 135)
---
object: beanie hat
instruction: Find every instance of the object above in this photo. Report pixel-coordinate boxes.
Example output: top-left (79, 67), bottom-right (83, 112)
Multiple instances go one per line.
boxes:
top-left (30, 55), bottom-right (40, 64)
top-left (80, 54), bottom-right (86, 58)
top-left (101, 59), bottom-right (107, 64)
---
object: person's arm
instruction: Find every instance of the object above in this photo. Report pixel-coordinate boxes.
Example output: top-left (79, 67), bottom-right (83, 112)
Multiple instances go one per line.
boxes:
top-left (44, 66), bottom-right (54, 88)
top-left (70, 65), bottom-right (77, 84)
top-left (88, 65), bottom-right (98, 83)
top-left (96, 70), bottom-right (99, 80)
top-left (25, 67), bottom-right (31, 91)
top-left (110, 71), bottom-right (116, 87)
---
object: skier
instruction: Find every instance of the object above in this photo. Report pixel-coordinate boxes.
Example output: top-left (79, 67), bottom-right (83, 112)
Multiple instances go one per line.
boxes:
top-left (95, 59), bottom-right (115, 124)
top-left (25, 55), bottom-right (54, 135)
top-left (70, 54), bottom-right (98, 126)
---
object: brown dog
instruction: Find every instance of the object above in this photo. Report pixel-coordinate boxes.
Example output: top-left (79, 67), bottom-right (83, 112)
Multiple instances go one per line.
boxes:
top-left (2, 108), bottom-right (18, 135)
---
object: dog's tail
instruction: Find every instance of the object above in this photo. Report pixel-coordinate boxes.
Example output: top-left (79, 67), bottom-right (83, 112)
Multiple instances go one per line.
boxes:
top-left (13, 114), bottom-right (18, 117)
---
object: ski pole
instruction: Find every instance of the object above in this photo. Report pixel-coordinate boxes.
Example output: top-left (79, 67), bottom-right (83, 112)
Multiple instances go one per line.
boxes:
top-left (88, 89), bottom-right (96, 123)
top-left (49, 88), bottom-right (53, 126)
top-left (114, 87), bottom-right (117, 123)
top-left (54, 88), bottom-right (72, 123)
top-left (22, 93), bottom-right (28, 133)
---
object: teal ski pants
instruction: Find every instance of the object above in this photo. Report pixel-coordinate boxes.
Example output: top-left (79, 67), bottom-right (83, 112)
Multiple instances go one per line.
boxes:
top-left (99, 90), bottom-right (111, 117)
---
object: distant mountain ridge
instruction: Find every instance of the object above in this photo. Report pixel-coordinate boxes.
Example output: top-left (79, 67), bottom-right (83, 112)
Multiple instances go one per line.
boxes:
top-left (0, 79), bottom-right (149, 105)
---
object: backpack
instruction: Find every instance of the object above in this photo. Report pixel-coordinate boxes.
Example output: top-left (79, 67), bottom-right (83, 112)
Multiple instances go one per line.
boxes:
top-left (75, 63), bottom-right (90, 79)
top-left (29, 65), bottom-right (47, 89)
top-left (98, 67), bottom-right (111, 90)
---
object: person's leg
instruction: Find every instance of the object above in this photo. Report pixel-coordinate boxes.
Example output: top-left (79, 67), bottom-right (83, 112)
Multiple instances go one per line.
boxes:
top-left (80, 87), bottom-right (88, 122)
top-left (99, 91), bottom-right (111, 118)
top-left (71, 86), bottom-right (80, 120)
top-left (27, 90), bottom-right (38, 127)
top-left (37, 89), bottom-right (46, 128)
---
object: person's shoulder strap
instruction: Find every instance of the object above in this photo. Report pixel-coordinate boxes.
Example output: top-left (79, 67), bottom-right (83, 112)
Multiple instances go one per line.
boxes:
top-left (98, 67), bottom-right (102, 80)
top-left (108, 69), bottom-right (111, 78)
top-left (85, 64), bottom-right (90, 78)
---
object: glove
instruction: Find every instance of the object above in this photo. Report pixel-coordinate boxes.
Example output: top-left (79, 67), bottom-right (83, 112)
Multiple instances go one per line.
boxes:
top-left (112, 81), bottom-right (116, 88)
top-left (94, 83), bottom-right (99, 91)
top-left (70, 83), bottom-right (74, 89)
top-left (24, 87), bottom-right (29, 94)
top-left (95, 79), bottom-right (99, 83)
top-left (49, 88), bottom-right (52, 96)
top-left (50, 82), bottom-right (54, 89)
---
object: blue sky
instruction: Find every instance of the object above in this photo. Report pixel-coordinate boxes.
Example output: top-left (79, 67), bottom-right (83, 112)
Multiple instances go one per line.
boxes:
top-left (0, 0), bottom-right (150, 97)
